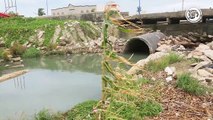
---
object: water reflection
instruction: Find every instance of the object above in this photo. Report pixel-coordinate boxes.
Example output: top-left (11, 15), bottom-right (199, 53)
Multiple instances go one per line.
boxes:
top-left (23, 54), bottom-right (102, 75)
top-left (13, 75), bottom-right (26, 90)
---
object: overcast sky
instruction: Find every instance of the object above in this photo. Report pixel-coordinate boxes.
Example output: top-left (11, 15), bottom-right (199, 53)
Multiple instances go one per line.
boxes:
top-left (0, 0), bottom-right (212, 17)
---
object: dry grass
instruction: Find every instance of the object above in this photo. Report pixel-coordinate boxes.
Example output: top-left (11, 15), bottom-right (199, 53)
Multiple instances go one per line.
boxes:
top-left (150, 86), bottom-right (213, 120)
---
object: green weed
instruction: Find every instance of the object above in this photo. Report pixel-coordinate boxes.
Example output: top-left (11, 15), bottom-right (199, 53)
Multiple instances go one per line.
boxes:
top-left (35, 109), bottom-right (52, 120)
top-left (34, 109), bottom-right (63, 120)
top-left (0, 48), bottom-right (4, 59)
top-left (145, 53), bottom-right (183, 72)
top-left (23, 47), bottom-right (40, 58)
top-left (67, 100), bottom-right (98, 120)
top-left (177, 73), bottom-right (207, 96)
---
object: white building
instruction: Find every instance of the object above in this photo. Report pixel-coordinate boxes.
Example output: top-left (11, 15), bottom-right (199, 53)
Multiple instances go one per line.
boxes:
top-left (51, 4), bottom-right (97, 16)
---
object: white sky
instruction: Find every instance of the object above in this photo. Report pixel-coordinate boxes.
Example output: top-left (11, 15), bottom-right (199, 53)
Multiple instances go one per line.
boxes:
top-left (0, 0), bottom-right (212, 17)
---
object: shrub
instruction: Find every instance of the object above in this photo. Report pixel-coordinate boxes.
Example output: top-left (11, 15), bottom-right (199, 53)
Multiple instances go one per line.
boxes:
top-left (10, 42), bottom-right (26, 56)
top-left (145, 53), bottom-right (183, 72)
top-left (35, 109), bottom-right (52, 120)
top-left (0, 48), bottom-right (4, 59)
top-left (23, 47), bottom-right (40, 58)
top-left (177, 73), bottom-right (207, 96)
top-left (2, 50), bottom-right (12, 61)
top-left (34, 109), bottom-right (63, 120)
top-left (47, 43), bottom-right (57, 51)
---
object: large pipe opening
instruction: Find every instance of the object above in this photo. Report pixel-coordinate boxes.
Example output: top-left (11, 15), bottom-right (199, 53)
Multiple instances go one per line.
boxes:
top-left (124, 38), bottom-right (150, 55)
top-left (123, 32), bottom-right (166, 55)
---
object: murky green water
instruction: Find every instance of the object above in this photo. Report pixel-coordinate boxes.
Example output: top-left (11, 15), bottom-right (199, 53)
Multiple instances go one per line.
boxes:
top-left (0, 54), bottom-right (146, 119)
top-left (0, 54), bottom-right (102, 119)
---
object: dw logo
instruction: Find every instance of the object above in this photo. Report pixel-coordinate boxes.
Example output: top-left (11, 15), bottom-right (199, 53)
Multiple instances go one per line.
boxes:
top-left (185, 8), bottom-right (202, 23)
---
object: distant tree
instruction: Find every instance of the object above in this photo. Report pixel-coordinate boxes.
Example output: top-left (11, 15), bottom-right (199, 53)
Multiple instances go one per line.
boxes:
top-left (38, 8), bottom-right (46, 16)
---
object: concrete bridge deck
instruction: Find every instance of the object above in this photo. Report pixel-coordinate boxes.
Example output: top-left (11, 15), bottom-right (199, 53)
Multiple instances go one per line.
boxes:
top-left (123, 9), bottom-right (213, 25)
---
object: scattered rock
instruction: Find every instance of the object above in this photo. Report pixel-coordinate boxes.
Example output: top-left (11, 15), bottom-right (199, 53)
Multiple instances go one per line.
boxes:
top-left (205, 68), bottom-right (213, 74)
top-left (0, 59), bottom-right (3, 63)
top-left (172, 45), bottom-right (186, 51)
top-left (165, 67), bottom-right (176, 76)
top-left (108, 36), bottom-right (117, 43)
top-left (27, 44), bottom-right (32, 48)
top-left (190, 63), bottom-right (198, 67)
top-left (187, 51), bottom-right (203, 59)
top-left (207, 41), bottom-right (213, 50)
top-left (0, 39), bottom-right (5, 47)
top-left (51, 25), bottom-right (61, 44)
top-left (10, 64), bottom-right (24, 68)
top-left (193, 61), bottom-right (211, 71)
top-left (5, 64), bottom-right (10, 67)
top-left (205, 78), bottom-right (212, 83)
top-left (60, 41), bottom-right (67, 46)
top-left (40, 47), bottom-right (47, 51)
top-left (203, 50), bottom-right (213, 60)
top-left (13, 62), bottom-right (23, 66)
top-left (197, 69), bottom-right (213, 77)
top-left (156, 45), bottom-right (172, 52)
top-left (166, 76), bottom-right (173, 82)
top-left (7, 55), bottom-right (13, 61)
top-left (37, 30), bottom-right (45, 39)
top-left (12, 57), bottom-right (21, 62)
top-left (195, 44), bottom-right (210, 52)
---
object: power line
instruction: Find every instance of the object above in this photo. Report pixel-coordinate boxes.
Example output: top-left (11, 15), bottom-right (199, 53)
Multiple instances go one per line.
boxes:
top-left (182, 0), bottom-right (184, 11)
top-left (137, 0), bottom-right (142, 15)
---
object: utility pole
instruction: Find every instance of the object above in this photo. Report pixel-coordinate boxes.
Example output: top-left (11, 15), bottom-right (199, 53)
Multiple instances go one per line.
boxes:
top-left (15, 0), bottom-right (17, 13)
top-left (46, 0), bottom-right (49, 15)
top-left (182, 0), bottom-right (184, 11)
top-left (4, 0), bottom-right (7, 12)
top-left (137, 0), bottom-right (142, 15)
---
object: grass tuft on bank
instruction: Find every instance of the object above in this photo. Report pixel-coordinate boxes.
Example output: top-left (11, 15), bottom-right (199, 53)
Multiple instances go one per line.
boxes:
top-left (23, 47), bottom-right (40, 58)
top-left (66, 100), bottom-right (98, 120)
top-left (145, 53), bottom-right (183, 72)
top-left (176, 73), bottom-right (208, 96)
top-left (35, 109), bottom-right (64, 120)
top-left (34, 101), bottom-right (98, 120)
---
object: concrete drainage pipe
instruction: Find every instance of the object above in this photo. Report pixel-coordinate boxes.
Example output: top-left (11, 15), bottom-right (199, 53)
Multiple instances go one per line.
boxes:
top-left (123, 32), bottom-right (166, 54)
